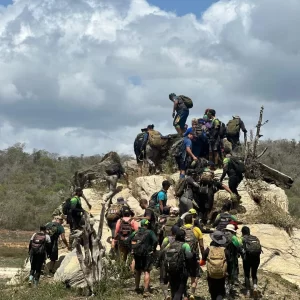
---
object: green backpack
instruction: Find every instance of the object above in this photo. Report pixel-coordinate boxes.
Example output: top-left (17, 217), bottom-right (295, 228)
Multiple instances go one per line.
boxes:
top-left (178, 95), bottom-right (193, 109)
top-left (45, 222), bottom-right (59, 240)
top-left (163, 216), bottom-right (179, 238)
top-left (226, 118), bottom-right (240, 135)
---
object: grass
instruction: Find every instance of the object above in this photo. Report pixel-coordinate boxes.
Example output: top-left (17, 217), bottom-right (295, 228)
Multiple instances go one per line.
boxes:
top-left (0, 247), bottom-right (28, 268)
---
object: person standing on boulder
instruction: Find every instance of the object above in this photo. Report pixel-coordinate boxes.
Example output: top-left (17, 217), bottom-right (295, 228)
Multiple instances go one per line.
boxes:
top-left (226, 116), bottom-right (247, 151)
top-left (176, 129), bottom-right (198, 179)
top-left (169, 93), bottom-right (192, 136)
top-left (104, 161), bottom-right (129, 203)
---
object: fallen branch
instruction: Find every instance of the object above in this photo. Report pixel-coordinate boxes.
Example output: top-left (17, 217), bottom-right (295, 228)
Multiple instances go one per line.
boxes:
top-left (257, 147), bottom-right (268, 159)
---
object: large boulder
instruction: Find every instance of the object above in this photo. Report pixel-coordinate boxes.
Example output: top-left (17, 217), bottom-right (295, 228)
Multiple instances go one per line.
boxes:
top-left (73, 152), bottom-right (121, 188)
top-left (53, 173), bottom-right (297, 288)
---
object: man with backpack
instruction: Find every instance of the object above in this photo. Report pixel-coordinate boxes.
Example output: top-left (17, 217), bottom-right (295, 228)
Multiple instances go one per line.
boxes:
top-left (158, 206), bottom-right (180, 246)
top-left (220, 148), bottom-right (245, 206)
top-left (104, 161), bottom-right (129, 202)
top-left (68, 187), bottom-right (90, 232)
top-left (176, 130), bottom-right (198, 179)
top-left (213, 201), bottom-right (238, 231)
top-left (28, 225), bottom-right (51, 286)
top-left (112, 206), bottom-right (139, 263)
top-left (241, 226), bottom-right (262, 298)
top-left (223, 224), bottom-right (243, 294)
top-left (207, 109), bottom-right (221, 168)
top-left (181, 214), bottom-right (204, 300)
top-left (139, 199), bottom-right (159, 235)
top-left (169, 93), bottom-right (193, 136)
top-left (128, 219), bottom-right (158, 298)
top-left (150, 180), bottom-right (171, 214)
top-left (226, 116), bottom-right (247, 151)
top-left (106, 197), bottom-right (134, 244)
top-left (200, 230), bottom-right (229, 300)
top-left (46, 216), bottom-right (70, 276)
top-left (164, 228), bottom-right (194, 300)
top-left (134, 127), bottom-right (148, 175)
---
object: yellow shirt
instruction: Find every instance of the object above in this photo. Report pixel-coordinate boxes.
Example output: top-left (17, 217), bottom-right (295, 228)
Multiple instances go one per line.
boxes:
top-left (183, 224), bottom-right (203, 240)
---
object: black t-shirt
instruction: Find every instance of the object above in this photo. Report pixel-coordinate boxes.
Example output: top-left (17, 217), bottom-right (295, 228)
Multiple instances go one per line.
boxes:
top-left (144, 207), bottom-right (157, 231)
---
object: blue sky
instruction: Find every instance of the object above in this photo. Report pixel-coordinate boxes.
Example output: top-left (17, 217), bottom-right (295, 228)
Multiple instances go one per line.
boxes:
top-left (149, 0), bottom-right (218, 16)
top-left (1, 0), bottom-right (218, 15)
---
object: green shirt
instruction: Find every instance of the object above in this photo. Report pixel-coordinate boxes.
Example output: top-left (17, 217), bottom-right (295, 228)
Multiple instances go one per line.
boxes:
top-left (162, 237), bottom-right (192, 255)
top-left (70, 196), bottom-right (81, 209)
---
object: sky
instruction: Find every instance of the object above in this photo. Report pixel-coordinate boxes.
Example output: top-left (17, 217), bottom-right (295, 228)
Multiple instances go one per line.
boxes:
top-left (0, 0), bottom-right (300, 156)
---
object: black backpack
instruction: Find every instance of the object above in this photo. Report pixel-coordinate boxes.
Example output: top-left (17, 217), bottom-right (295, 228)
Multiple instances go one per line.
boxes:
top-left (230, 157), bottom-right (246, 175)
top-left (62, 198), bottom-right (72, 215)
top-left (243, 235), bottom-right (262, 255)
top-left (131, 229), bottom-right (149, 256)
top-left (165, 241), bottom-right (185, 274)
top-left (31, 232), bottom-right (47, 255)
top-left (105, 163), bottom-right (121, 176)
top-left (118, 219), bottom-right (133, 243)
top-left (134, 133), bottom-right (145, 155)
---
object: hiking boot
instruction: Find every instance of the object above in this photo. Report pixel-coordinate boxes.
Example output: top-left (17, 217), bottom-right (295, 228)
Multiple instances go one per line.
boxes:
top-left (143, 290), bottom-right (151, 298)
top-left (135, 287), bottom-right (142, 294)
top-left (28, 275), bottom-right (33, 286)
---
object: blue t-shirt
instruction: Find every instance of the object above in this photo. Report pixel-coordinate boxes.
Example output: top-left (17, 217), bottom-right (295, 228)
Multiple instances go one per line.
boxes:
top-left (181, 137), bottom-right (192, 160)
top-left (156, 190), bottom-right (167, 207)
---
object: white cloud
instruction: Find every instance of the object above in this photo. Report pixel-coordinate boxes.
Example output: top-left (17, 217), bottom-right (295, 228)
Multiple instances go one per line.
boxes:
top-left (0, 0), bottom-right (299, 156)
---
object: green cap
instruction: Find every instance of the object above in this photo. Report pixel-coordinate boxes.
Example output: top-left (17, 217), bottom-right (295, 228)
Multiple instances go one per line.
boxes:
top-left (141, 219), bottom-right (149, 226)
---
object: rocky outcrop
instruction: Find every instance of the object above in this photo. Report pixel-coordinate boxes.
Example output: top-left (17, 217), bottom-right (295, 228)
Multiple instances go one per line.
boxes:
top-left (4, 170), bottom-right (291, 289)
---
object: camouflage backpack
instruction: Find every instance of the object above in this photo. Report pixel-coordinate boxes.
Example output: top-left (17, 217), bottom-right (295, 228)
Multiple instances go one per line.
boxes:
top-left (178, 95), bottom-right (193, 109)
top-left (174, 178), bottom-right (187, 197)
top-left (163, 216), bottom-right (179, 238)
top-left (106, 203), bottom-right (123, 221)
top-left (148, 130), bottom-right (168, 148)
top-left (226, 118), bottom-right (240, 136)
top-left (181, 226), bottom-right (197, 252)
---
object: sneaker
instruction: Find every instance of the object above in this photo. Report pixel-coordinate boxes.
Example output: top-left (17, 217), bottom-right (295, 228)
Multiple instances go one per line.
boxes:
top-left (253, 285), bottom-right (258, 298)
top-left (189, 295), bottom-right (195, 300)
top-left (245, 290), bottom-right (251, 298)
top-left (165, 296), bottom-right (171, 300)
top-left (28, 275), bottom-right (33, 286)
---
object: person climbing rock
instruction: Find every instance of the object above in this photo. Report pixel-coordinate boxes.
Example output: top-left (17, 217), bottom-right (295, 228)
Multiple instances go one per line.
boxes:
top-left (219, 148), bottom-right (245, 207)
top-left (45, 216), bottom-right (69, 276)
top-left (169, 93), bottom-right (193, 136)
top-left (134, 127), bottom-right (148, 175)
top-left (213, 201), bottom-right (237, 231)
top-left (176, 129), bottom-right (198, 179)
top-left (226, 116), bottom-right (247, 151)
top-left (28, 225), bottom-right (51, 286)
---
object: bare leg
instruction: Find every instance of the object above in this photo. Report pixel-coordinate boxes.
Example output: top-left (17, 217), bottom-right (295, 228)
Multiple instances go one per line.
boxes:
top-left (144, 271), bottom-right (150, 291)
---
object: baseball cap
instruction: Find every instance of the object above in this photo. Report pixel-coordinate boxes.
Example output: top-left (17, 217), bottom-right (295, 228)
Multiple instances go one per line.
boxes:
top-left (189, 208), bottom-right (197, 215)
top-left (141, 219), bottom-right (149, 226)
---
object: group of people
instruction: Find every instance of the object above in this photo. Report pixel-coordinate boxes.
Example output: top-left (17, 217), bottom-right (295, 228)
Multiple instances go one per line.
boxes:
top-left (134, 93), bottom-right (247, 178)
top-left (105, 179), bottom-right (262, 300)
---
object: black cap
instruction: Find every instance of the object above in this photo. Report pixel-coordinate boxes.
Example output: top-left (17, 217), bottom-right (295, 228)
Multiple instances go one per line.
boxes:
top-left (75, 187), bottom-right (83, 193)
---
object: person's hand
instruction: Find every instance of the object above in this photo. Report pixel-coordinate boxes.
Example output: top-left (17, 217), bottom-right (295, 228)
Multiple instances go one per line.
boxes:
top-left (193, 156), bottom-right (198, 161)
top-left (199, 259), bottom-right (206, 266)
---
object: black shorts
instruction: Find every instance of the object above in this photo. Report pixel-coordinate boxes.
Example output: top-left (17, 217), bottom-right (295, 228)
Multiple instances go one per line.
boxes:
top-left (188, 257), bottom-right (201, 278)
top-left (134, 255), bottom-right (153, 272)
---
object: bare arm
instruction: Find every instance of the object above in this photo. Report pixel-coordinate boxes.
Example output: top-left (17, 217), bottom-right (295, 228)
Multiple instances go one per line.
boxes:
top-left (60, 233), bottom-right (69, 249)
top-left (186, 147), bottom-right (197, 160)
top-left (198, 238), bottom-right (205, 257)
top-left (221, 183), bottom-right (232, 194)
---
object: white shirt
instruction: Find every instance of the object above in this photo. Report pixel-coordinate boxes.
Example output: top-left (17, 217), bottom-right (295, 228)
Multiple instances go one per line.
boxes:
top-left (30, 232), bottom-right (51, 243)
